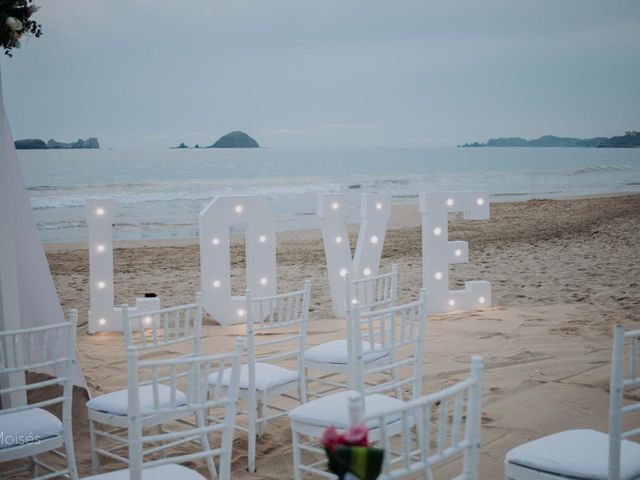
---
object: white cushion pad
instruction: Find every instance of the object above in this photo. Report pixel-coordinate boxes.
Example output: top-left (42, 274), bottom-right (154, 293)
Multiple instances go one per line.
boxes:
top-left (209, 363), bottom-right (298, 391)
top-left (84, 463), bottom-right (205, 480)
top-left (506, 429), bottom-right (640, 480)
top-left (87, 384), bottom-right (188, 416)
top-left (0, 408), bottom-right (62, 449)
top-left (305, 340), bottom-right (389, 365)
top-left (289, 390), bottom-right (404, 429)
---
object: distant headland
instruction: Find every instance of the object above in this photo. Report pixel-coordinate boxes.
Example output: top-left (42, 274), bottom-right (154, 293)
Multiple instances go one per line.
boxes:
top-left (459, 131), bottom-right (639, 148)
top-left (15, 137), bottom-right (100, 150)
top-left (173, 131), bottom-right (259, 149)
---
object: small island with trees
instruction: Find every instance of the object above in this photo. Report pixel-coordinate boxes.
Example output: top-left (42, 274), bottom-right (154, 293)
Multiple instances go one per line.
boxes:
top-left (459, 131), bottom-right (639, 148)
top-left (173, 131), bottom-right (259, 149)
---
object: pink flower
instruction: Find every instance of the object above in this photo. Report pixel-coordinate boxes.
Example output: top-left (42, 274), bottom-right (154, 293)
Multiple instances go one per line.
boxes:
top-left (321, 426), bottom-right (345, 452)
top-left (343, 423), bottom-right (369, 447)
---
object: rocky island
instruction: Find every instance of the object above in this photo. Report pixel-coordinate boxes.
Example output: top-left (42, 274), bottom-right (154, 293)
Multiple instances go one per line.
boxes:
top-left (15, 137), bottom-right (100, 149)
top-left (208, 131), bottom-right (259, 148)
top-left (459, 131), bottom-right (639, 148)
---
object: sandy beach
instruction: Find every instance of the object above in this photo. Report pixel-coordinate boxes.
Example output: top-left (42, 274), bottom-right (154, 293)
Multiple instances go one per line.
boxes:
top-left (44, 194), bottom-right (640, 478)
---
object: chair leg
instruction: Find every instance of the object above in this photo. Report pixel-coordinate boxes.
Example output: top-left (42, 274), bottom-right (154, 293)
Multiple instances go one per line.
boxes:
top-left (248, 396), bottom-right (257, 473)
top-left (391, 365), bottom-right (401, 399)
top-left (28, 456), bottom-right (37, 476)
top-left (64, 425), bottom-right (79, 480)
top-left (258, 399), bottom-right (267, 437)
top-left (291, 428), bottom-right (303, 480)
top-left (89, 419), bottom-right (101, 474)
top-left (195, 410), bottom-right (218, 479)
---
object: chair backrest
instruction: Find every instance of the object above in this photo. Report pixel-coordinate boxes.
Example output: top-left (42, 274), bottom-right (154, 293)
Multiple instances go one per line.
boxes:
top-left (122, 292), bottom-right (203, 356)
top-left (348, 288), bottom-right (427, 400)
top-left (245, 280), bottom-right (311, 393)
top-left (348, 356), bottom-right (483, 480)
top-left (608, 325), bottom-right (640, 480)
top-left (126, 337), bottom-right (243, 480)
top-left (0, 310), bottom-right (77, 418)
top-left (345, 263), bottom-right (398, 313)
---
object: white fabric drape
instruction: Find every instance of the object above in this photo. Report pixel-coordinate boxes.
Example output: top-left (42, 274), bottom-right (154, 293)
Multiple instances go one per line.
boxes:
top-left (0, 65), bottom-right (87, 391)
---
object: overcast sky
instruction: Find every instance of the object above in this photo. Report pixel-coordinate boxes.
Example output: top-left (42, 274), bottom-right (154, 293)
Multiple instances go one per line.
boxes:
top-left (1, 0), bottom-right (639, 148)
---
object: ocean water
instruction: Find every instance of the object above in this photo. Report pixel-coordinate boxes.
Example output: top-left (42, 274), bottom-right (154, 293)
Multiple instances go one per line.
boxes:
top-left (17, 146), bottom-right (640, 243)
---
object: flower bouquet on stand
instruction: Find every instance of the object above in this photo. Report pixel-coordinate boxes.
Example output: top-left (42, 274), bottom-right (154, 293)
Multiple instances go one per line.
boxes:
top-left (322, 424), bottom-right (384, 480)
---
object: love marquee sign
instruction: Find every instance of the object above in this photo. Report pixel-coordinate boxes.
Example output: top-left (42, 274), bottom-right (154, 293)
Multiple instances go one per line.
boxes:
top-left (198, 192), bottom-right (490, 324)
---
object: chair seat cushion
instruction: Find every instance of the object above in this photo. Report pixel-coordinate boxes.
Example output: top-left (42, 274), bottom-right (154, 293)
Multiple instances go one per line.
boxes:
top-left (0, 408), bottom-right (63, 449)
top-left (84, 463), bottom-right (205, 480)
top-left (209, 363), bottom-right (298, 391)
top-left (505, 429), bottom-right (640, 480)
top-left (289, 390), bottom-right (404, 429)
top-left (87, 384), bottom-right (188, 416)
top-left (305, 340), bottom-right (388, 365)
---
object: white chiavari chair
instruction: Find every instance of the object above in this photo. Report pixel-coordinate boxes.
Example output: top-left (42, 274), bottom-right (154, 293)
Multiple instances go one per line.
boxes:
top-left (84, 337), bottom-right (243, 480)
top-left (86, 294), bottom-right (204, 474)
top-left (289, 289), bottom-right (427, 479)
top-left (208, 280), bottom-right (312, 473)
top-left (0, 310), bottom-right (79, 479)
top-left (505, 325), bottom-right (640, 480)
top-left (347, 356), bottom-right (483, 480)
top-left (305, 265), bottom-right (399, 398)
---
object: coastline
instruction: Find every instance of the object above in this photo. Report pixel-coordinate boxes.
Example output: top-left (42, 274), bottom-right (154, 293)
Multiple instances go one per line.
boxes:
top-left (42, 191), bottom-right (640, 252)
top-left (46, 192), bottom-right (640, 478)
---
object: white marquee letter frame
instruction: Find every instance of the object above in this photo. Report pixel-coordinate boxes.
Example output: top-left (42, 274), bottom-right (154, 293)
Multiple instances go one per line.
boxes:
top-left (419, 192), bottom-right (491, 314)
top-left (318, 193), bottom-right (390, 318)
top-left (199, 195), bottom-right (276, 325)
top-left (87, 199), bottom-right (159, 333)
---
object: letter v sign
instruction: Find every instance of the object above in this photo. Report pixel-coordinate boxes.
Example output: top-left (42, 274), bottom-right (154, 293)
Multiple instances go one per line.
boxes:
top-left (318, 193), bottom-right (390, 318)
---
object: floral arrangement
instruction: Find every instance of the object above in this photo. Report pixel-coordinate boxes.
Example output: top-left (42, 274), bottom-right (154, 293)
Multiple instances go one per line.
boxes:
top-left (322, 424), bottom-right (384, 480)
top-left (1, 0), bottom-right (42, 57)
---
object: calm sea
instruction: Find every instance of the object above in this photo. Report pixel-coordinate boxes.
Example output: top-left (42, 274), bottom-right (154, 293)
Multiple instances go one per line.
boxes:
top-left (17, 146), bottom-right (640, 243)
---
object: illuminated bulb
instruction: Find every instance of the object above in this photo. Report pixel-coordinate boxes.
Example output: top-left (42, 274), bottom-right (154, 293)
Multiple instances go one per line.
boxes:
top-left (449, 299), bottom-right (456, 307)
top-left (96, 244), bottom-right (105, 253)
top-left (446, 198), bottom-right (454, 207)
top-left (363, 268), bottom-right (371, 276)
top-left (96, 208), bottom-right (105, 216)
top-left (213, 280), bottom-right (221, 288)
top-left (260, 277), bottom-right (268, 285)
top-left (454, 249), bottom-right (462, 257)
top-left (235, 205), bottom-right (243, 213)
top-left (339, 268), bottom-right (348, 277)
top-left (97, 281), bottom-right (106, 289)
top-left (237, 309), bottom-right (245, 317)
top-left (335, 236), bottom-right (343, 244)
top-left (98, 318), bottom-right (106, 326)
top-left (259, 235), bottom-right (267, 243)
top-left (375, 202), bottom-right (383, 210)
top-left (212, 238), bottom-right (220, 246)
top-left (144, 316), bottom-right (153, 325)
top-left (370, 235), bottom-right (378, 244)
top-left (433, 227), bottom-right (442, 236)
top-left (351, 298), bottom-right (359, 305)
top-left (478, 296), bottom-right (486, 304)
top-left (477, 197), bottom-right (485, 206)
top-left (435, 272), bottom-right (443, 280)
top-left (331, 202), bottom-right (339, 210)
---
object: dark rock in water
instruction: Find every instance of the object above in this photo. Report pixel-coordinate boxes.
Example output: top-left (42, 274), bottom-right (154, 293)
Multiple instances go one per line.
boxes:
top-left (194, 144), bottom-right (200, 148)
top-left (47, 137), bottom-right (100, 149)
top-left (348, 184), bottom-right (362, 189)
top-left (208, 131), bottom-right (259, 148)
top-left (15, 138), bottom-right (48, 149)
top-left (174, 142), bottom-right (188, 149)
